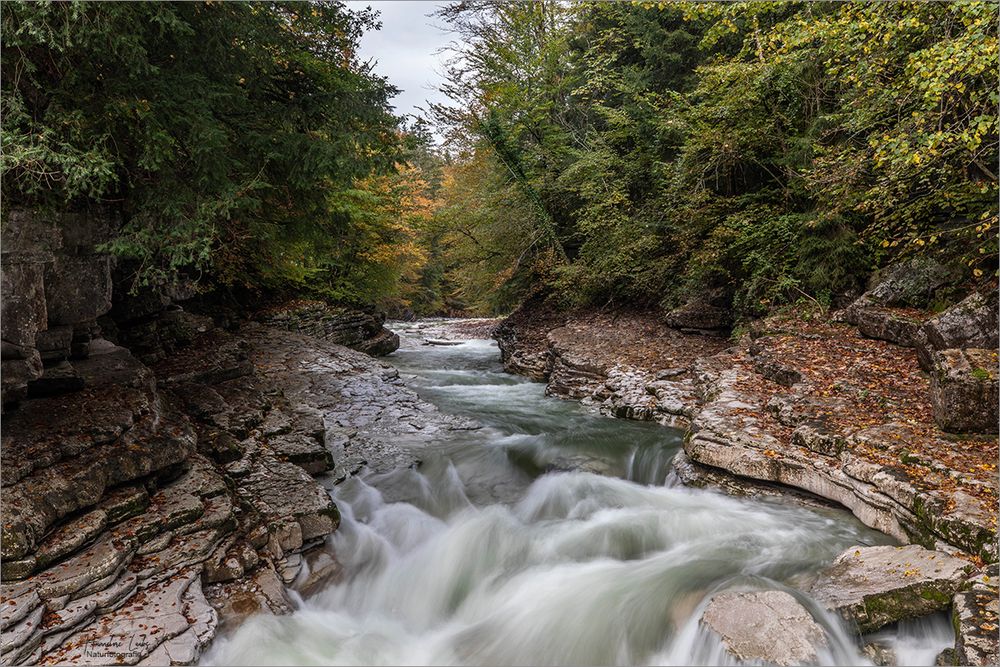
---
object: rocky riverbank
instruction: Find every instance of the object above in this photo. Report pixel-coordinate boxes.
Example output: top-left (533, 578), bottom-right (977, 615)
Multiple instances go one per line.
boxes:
top-left (0, 207), bottom-right (471, 665)
top-left (493, 276), bottom-right (999, 665)
top-left (1, 313), bottom-right (472, 665)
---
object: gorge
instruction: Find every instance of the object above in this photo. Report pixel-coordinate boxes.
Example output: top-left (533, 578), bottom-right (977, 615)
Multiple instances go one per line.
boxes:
top-left (2, 2), bottom-right (998, 665)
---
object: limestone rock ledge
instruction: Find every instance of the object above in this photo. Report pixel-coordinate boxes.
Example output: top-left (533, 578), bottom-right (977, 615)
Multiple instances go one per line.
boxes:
top-left (685, 347), bottom-right (996, 563)
top-left (0, 317), bottom-right (462, 665)
top-left (496, 308), bottom-right (997, 565)
top-left (808, 545), bottom-right (973, 633)
top-left (495, 311), bottom-right (725, 429)
top-left (256, 299), bottom-right (399, 357)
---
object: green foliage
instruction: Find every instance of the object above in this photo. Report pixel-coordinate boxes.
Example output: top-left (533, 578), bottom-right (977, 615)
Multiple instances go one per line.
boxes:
top-left (2, 1), bottom-right (403, 298)
top-left (431, 1), bottom-right (998, 319)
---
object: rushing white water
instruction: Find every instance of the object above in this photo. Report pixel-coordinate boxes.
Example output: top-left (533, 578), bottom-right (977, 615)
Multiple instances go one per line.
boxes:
top-left (204, 321), bottom-right (953, 666)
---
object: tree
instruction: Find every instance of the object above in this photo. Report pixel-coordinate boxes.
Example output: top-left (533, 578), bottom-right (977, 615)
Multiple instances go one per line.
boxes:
top-left (2, 1), bottom-right (405, 299)
top-left (427, 1), bottom-right (998, 317)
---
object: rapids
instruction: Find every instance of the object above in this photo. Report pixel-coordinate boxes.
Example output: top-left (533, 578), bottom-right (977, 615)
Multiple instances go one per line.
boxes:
top-left (203, 321), bottom-right (953, 666)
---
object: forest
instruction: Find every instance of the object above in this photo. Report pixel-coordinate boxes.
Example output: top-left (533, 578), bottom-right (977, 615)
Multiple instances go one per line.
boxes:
top-left (2, 3), bottom-right (999, 666)
top-left (3, 0), bottom-right (998, 318)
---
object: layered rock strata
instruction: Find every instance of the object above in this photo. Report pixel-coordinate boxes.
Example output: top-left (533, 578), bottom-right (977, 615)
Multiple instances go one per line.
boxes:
top-left (1, 312), bottom-right (461, 664)
top-left (256, 299), bottom-right (399, 356)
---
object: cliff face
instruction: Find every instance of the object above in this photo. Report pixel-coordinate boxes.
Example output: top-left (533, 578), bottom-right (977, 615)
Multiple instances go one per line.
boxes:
top-left (1, 208), bottom-right (401, 409)
top-left (0, 207), bottom-right (410, 664)
top-left (2, 208), bottom-right (115, 407)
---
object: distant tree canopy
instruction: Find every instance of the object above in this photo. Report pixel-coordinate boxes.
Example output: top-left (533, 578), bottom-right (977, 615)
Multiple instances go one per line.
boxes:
top-left (1, 1), bottom-right (410, 302)
top-left (4, 1), bottom-right (995, 318)
top-left (424, 1), bottom-right (999, 316)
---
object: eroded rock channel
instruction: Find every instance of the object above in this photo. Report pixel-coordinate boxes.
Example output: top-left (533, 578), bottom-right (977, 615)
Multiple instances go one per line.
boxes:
top-left (2, 302), bottom-right (996, 665)
top-left (203, 319), bottom-right (991, 666)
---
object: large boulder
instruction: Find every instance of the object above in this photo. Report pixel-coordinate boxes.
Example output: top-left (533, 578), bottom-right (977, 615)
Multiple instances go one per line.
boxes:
top-left (917, 290), bottom-right (999, 371)
top-left (354, 326), bottom-right (401, 357)
top-left (929, 348), bottom-right (998, 433)
top-left (846, 303), bottom-right (924, 347)
top-left (808, 545), bottom-right (973, 633)
top-left (664, 288), bottom-right (732, 335)
top-left (700, 590), bottom-right (827, 666)
top-left (866, 258), bottom-right (960, 308)
top-left (840, 257), bottom-right (960, 347)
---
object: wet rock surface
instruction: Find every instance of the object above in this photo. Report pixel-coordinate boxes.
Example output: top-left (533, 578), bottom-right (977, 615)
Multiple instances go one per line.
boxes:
top-left (0, 309), bottom-right (465, 664)
top-left (808, 545), bottom-right (973, 633)
top-left (701, 590), bottom-right (827, 666)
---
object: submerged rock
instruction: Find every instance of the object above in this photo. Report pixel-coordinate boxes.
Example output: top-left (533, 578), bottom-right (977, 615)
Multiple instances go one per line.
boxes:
top-left (546, 454), bottom-right (620, 477)
top-left (700, 590), bottom-right (827, 666)
top-left (808, 545), bottom-right (973, 633)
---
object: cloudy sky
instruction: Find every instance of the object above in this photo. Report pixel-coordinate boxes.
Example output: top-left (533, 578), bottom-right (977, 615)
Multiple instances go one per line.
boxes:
top-left (347, 1), bottom-right (452, 123)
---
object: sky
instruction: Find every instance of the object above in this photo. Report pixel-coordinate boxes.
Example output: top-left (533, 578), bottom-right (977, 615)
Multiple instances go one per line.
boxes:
top-left (346, 1), bottom-right (452, 124)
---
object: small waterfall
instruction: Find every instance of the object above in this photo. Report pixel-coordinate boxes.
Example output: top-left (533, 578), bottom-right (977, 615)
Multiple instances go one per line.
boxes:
top-left (866, 612), bottom-right (955, 666)
top-left (626, 443), bottom-right (677, 486)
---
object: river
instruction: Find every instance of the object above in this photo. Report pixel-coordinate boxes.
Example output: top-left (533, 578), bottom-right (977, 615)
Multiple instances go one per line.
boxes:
top-left (204, 321), bottom-right (953, 666)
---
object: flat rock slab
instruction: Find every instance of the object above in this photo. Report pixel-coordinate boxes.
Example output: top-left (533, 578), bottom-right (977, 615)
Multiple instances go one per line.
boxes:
top-left (0, 582), bottom-right (42, 631)
top-left (98, 486), bottom-right (150, 525)
top-left (1, 604), bottom-right (44, 665)
top-left (701, 590), bottom-right (827, 666)
top-left (809, 544), bottom-right (974, 633)
top-left (29, 533), bottom-right (136, 602)
top-left (135, 577), bottom-right (216, 666)
top-left (153, 330), bottom-right (252, 386)
top-left (34, 509), bottom-right (108, 570)
top-left (267, 432), bottom-right (333, 475)
top-left (39, 568), bottom-right (205, 666)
